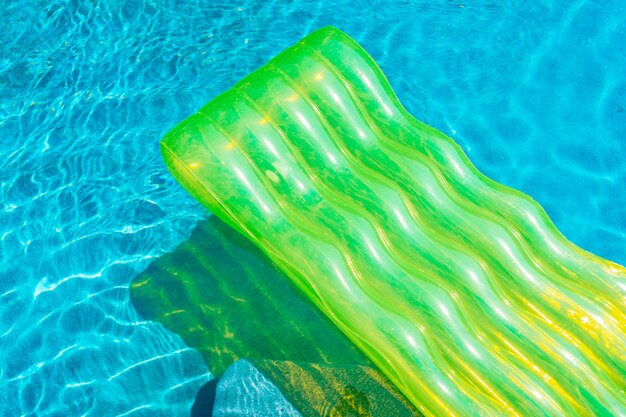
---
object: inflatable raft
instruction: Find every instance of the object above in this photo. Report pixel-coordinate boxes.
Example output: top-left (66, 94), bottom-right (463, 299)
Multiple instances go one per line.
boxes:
top-left (161, 26), bottom-right (626, 417)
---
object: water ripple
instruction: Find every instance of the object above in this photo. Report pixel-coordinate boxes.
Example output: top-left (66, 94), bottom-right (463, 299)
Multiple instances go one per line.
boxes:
top-left (1, 0), bottom-right (624, 415)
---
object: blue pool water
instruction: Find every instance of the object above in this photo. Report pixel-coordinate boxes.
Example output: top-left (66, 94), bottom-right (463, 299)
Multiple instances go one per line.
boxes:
top-left (1, 0), bottom-right (624, 415)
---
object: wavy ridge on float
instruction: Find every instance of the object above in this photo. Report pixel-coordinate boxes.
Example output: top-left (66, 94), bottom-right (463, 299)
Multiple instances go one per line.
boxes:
top-left (161, 27), bottom-right (626, 417)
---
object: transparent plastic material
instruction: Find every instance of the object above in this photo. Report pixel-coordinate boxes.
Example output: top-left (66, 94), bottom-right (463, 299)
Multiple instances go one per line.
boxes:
top-left (161, 26), bottom-right (626, 417)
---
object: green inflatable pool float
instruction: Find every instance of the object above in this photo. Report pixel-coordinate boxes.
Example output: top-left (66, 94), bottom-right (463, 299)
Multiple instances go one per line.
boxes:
top-left (161, 26), bottom-right (626, 416)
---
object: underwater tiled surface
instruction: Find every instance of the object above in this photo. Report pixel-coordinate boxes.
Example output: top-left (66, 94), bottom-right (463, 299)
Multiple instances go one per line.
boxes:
top-left (212, 360), bottom-right (301, 417)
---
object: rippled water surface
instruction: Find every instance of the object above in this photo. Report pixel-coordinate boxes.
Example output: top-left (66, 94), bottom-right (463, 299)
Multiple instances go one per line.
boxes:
top-left (1, 0), bottom-right (624, 415)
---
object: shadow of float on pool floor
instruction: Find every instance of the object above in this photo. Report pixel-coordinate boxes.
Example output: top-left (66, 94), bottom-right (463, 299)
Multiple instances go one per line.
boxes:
top-left (130, 215), bottom-right (422, 416)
